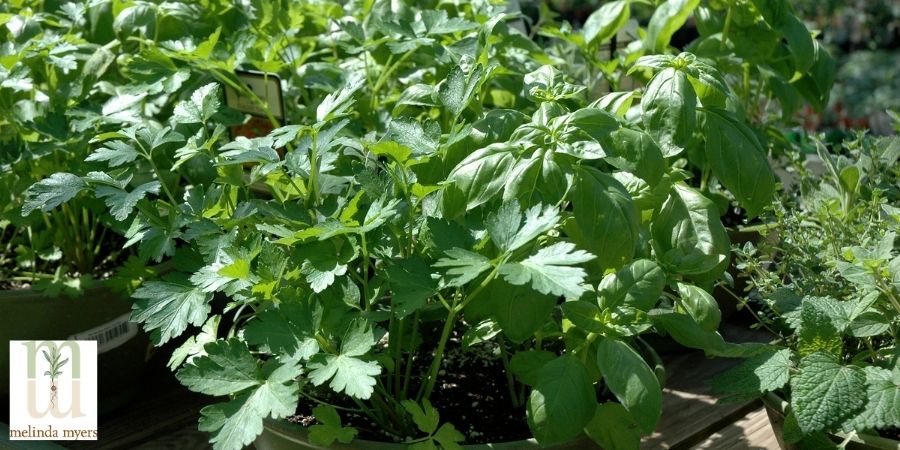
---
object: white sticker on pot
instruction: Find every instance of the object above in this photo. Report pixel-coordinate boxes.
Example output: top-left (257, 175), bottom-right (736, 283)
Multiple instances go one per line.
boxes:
top-left (67, 313), bottom-right (138, 354)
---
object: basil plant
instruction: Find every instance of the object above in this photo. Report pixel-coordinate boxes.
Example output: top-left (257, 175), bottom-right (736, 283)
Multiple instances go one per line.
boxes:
top-left (19, 1), bottom-right (821, 449)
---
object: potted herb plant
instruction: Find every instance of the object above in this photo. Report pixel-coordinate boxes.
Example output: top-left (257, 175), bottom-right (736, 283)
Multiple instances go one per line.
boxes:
top-left (24, 0), bottom-right (832, 448)
top-left (712, 135), bottom-right (900, 449)
top-left (0, 1), bottom-right (184, 411)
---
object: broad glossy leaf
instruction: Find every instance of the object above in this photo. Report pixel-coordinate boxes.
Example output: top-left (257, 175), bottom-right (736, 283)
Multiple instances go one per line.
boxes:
top-left (598, 259), bottom-right (666, 311)
top-left (583, 1), bottom-right (630, 46)
top-left (526, 355), bottom-right (597, 445)
top-left (442, 143), bottom-right (517, 214)
top-left (584, 403), bottom-right (641, 450)
top-left (651, 184), bottom-right (729, 276)
top-left (645, 0), bottom-right (701, 52)
top-left (566, 166), bottom-right (639, 272)
top-left (642, 67), bottom-right (696, 157)
top-left (596, 338), bottom-right (661, 433)
top-left (675, 282), bottom-right (721, 332)
top-left (702, 108), bottom-right (776, 218)
top-left (509, 350), bottom-right (556, 386)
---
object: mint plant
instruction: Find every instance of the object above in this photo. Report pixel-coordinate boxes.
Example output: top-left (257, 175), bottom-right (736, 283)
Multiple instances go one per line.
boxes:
top-left (16, 0), bottom-right (830, 449)
top-left (714, 135), bottom-right (900, 445)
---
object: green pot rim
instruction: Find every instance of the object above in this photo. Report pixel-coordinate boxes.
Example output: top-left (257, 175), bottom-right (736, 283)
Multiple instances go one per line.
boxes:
top-left (260, 418), bottom-right (593, 450)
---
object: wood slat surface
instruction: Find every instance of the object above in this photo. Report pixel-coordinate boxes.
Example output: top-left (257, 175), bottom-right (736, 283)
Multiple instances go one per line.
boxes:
top-left (692, 407), bottom-right (780, 450)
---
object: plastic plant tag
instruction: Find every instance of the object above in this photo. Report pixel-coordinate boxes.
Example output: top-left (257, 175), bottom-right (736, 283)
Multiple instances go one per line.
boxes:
top-left (225, 70), bottom-right (284, 139)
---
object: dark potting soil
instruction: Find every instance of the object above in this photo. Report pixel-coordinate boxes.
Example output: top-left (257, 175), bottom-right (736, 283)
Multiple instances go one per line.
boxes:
top-left (289, 329), bottom-right (547, 444)
top-left (0, 230), bottom-right (131, 291)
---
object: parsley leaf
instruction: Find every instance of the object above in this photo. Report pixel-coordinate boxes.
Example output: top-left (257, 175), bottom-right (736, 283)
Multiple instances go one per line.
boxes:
top-left (499, 242), bottom-right (595, 298)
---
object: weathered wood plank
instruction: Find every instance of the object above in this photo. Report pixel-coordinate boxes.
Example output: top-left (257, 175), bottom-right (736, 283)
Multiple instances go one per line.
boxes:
top-left (692, 406), bottom-right (780, 450)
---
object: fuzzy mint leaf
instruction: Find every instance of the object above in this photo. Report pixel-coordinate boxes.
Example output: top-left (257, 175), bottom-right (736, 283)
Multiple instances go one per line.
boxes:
top-left (307, 320), bottom-right (381, 399)
top-left (173, 83), bottom-right (221, 123)
top-left (710, 348), bottom-right (792, 403)
top-left (434, 248), bottom-right (492, 287)
top-left (309, 405), bottom-right (357, 446)
top-left (790, 352), bottom-right (866, 434)
top-left (198, 359), bottom-right (300, 450)
top-left (798, 296), bottom-right (847, 357)
top-left (499, 242), bottom-right (595, 298)
top-left (22, 173), bottom-right (87, 216)
top-left (131, 280), bottom-right (212, 345)
top-left (850, 366), bottom-right (900, 430)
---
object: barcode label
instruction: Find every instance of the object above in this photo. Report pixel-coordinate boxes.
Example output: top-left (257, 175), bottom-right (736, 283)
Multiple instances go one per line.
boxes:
top-left (67, 313), bottom-right (138, 354)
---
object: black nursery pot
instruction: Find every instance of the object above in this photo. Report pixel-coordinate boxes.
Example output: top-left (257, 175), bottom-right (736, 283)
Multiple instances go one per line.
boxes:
top-left (0, 282), bottom-right (151, 415)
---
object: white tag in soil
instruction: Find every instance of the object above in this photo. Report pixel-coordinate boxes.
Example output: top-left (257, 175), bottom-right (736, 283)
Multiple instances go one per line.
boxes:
top-left (224, 71), bottom-right (284, 119)
top-left (67, 313), bottom-right (138, 354)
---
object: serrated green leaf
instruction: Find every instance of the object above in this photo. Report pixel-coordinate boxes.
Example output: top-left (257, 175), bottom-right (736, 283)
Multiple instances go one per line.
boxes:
top-left (309, 405), bottom-right (357, 446)
top-left (710, 348), bottom-right (792, 402)
top-left (850, 366), bottom-right (900, 430)
top-left (85, 140), bottom-right (142, 167)
top-left (307, 320), bottom-right (381, 399)
top-left (173, 83), bottom-right (221, 123)
top-left (94, 181), bottom-right (161, 221)
top-left (499, 242), bottom-right (595, 298)
top-left (132, 280), bottom-right (212, 345)
top-left (387, 257), bottom-right (438, 318)
top-left (402, 399), bottom-right (440, 435)
top-left (486, 201), bottom-right (560, 254)
top-left (244, 302), bottom-right (320, 361)
top-left (22, 173), bottom-right (88, 216)
top-left (198, 360), bottom-right (300, 450)
top-left (798, 297), bottom-right (847, 357)
top-left (176, 339), bottom-right (260, 396)
top-left (791, 352), bottom-right (866, 434)
top-left (434, 248), bottom-right (491, 287)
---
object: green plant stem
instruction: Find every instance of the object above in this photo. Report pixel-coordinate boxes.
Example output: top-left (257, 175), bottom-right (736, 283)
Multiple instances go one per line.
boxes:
top-left (720, 6), bottom-right (733, 51)
top-left (400, 312), bottom-right (419, 400)
top-left (417, 302), bottom-right (458, 402)
top-left (718, 283), bottom-right (781, 338)
top-left (497, 335), bottom-right (520, 408)
top-left (418, 266), bottom-right (502, 401)
top-left (370, 48), bottom-right (416, 110)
